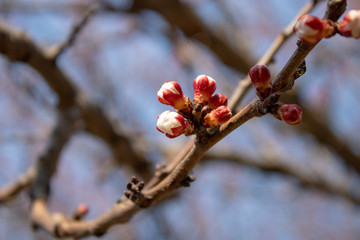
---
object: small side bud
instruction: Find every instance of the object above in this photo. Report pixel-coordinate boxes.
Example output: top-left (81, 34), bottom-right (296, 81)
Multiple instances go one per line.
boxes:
top-left (294, 14), bottom-right (334, 44)
top-left (193, 75), bottom-right (216, 104)
top-left (249, 65), bottom-right (272, 100)
top-left (156, 110), bottom-right (188, 138)
top-left (157, 81), bottom-right (191, 111)
top-left (275, 104), bottom-right (303, 125)
top-left (74, 203), bottom-right (89, 220)
top-left (208, 93), bottom-right (228, 109)
top-left (203, 106), bottom-right (232, 128)
top-left (184, 120), bottom-right (195, 136)
top-left (339, 10), bottom-right (360, 39)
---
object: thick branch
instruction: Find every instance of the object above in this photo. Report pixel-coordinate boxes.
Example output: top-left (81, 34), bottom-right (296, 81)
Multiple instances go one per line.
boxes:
top-left (0, 22), bottom-right (152, 179)
top-left (0, 23), bottom-right (77, 110)
top-left (29, 100), bottom-right (261, 238)
top-left (282, 92), bottom-right (360, 174)
top-left (30, 110), bottom-right (74, 200)
top-left (203, 153), bottom-right (360, 204)
top-left (126, 0), bottom-right (254, 73)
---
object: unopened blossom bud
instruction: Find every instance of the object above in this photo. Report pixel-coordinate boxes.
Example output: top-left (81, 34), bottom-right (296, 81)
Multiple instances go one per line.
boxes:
top-left (208, 93), bottom-right (228, 109)
top-left (156, 110), bottom-right (188, 138)
top-left (276, 104), bottom-right (303, 125)
top-left (339, 10), bottom-right (360, 39)
top-left (193, 75), bottom-right (216, 104)
top-left (157, 81), bottom-right (190, 111)
top-left (294, 14), bottom-right (334, 44)
top-left (203, 106), bottom-right (232, 128)
top-left (74, 203), bottom-right (89, 219)
top-left (249, 65), bottom-right (272, 100)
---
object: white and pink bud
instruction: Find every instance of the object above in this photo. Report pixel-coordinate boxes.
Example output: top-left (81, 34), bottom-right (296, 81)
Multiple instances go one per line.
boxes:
top-left (249, 65), bottom-right (272, 100)
top-left (275, 104), bottom-right (303, 125)
top-left (203, 106), bottom-right (232, 128)
top-left (294, 14), bottom-right (334, 44)
top-left (157, 81), bottom-right (190, 111)
top-left (156, 110), bottom-right (188, 138)
top-left (193, 75), bottom-right (216, 104)
top-left (339, 10), bottom-right (360, 39)
top-left (208, 93), bottom-right (228, 109)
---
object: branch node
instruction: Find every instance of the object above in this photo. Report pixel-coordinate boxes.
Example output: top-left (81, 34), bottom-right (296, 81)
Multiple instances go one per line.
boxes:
top-left (124, 176), bottom-right (149, 208)
top-left (180, 175), bottom-right (196, 187)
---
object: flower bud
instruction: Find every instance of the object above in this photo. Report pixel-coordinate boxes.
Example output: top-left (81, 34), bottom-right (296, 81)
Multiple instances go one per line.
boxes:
top-left (193, 75), bottom-right (216, 104)
top-left (339, 10), bottom-right (360, 39)
top-left (208, 93), bottom-right (228, 109)
top-left (249, 65), bottom-right (272, 100)
top-left (276, 104), bottom-right (303, 125)
top-left (156, 110), bottom-right (188, 138)
top-left (293, 14), bottom-right (334, 44)
top-left (203, 106), bottom-right (232, 128)
top-left (157, 81), bottom-right (190, 111)
top-left (74, 203), bottom-right (89, 220)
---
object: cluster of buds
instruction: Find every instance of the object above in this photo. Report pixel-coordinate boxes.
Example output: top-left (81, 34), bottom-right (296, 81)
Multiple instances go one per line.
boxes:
top-left (339, 10), bottom-right (360, 39)
top-left (157, 75), bottom-right (232, 138)
top-left (293, 14), bottom-right (335, 44)
top-left (249, 64), bottom-right (303, 125)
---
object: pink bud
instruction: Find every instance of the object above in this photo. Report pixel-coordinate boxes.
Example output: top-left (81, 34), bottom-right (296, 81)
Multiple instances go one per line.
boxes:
top-left (157, 81), bottom-right (189, 111)
top-left (203, 106), bottom-right (232, 128)
top-left (74, 203), bottom-right (89, 219)
top-left (339, 10), bottom-right (360, 39)
top-left (208, 93), bottom-right (228, 109)
top-left (193, 75), bottom-right (216, 104)
top-left (294, 14), bottom-right (334, 44)
top-left (277, 104), bottom-right (303, 125)
top-left (249, 65), bottom-right (272, 100)
top-left (156, 110), bottom-right (188, 138)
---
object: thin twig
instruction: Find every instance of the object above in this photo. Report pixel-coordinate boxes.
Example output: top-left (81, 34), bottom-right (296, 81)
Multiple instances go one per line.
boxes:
top-left (0, 167), bottom-right (35, 204)
top-left (51, 5), bottom-right (98, 60)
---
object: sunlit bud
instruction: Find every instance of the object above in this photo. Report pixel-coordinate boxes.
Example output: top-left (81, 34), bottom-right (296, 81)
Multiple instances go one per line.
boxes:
top-left (156, 110), bottom-right (188, 138)
top-left (249, 65), bottom-right (272, 100)
top-left (157, 81), bottom-right (190, 111)
top-left (208, 93), bottom-right (228, 109)
top-left (203, 106), bottom-right (232, 128)
top-left (293, 14), bottom-right (334, 44)
top-left (339, 10), bottom-right (360, 39)
top-left (276, 104), bottom-right (303, 125)
top-left (193, 75), bottom-right (216, 104)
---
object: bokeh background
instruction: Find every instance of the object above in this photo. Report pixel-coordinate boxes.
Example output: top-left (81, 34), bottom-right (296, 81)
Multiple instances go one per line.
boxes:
top-left (1, 0), bottom-right (360, 239)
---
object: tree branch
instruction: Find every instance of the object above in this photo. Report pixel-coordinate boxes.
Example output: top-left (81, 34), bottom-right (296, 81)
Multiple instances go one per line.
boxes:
top-left (50, 4), bottom-right (98, 60)
top-left (0, 167), bottom-right (35, 204)
top-left (203, 152), bottom-right (360, 205)
top-left (0, 21), bottom-right (152, 179)
top-left (2, 0), bottom-right (350, 238)
top-left (124, 0), bottom-right (254, 73)
top-left (30, 109), bottom-right (75, 200)
top-left (228, 0), bottom-right (321, 110)
top-left (282, 92), bottom-right (360, 174)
